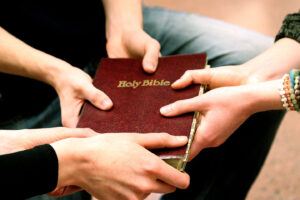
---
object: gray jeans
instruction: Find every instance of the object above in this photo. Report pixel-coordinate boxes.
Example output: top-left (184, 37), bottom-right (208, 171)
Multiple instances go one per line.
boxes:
top-left (15, 5), bottom-right (283, 200)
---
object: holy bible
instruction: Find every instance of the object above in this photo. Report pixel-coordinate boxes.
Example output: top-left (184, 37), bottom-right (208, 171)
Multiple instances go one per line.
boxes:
top-left (77, 53), bottom-right (208, 171)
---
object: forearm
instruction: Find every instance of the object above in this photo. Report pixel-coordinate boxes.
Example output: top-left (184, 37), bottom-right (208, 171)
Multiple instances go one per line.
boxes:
top-left (102, 0), bottom-right (143, 39)
top-left (245, 38), bottom-right (300, 83)
top-left (0, 27), bottom-right (73, 87)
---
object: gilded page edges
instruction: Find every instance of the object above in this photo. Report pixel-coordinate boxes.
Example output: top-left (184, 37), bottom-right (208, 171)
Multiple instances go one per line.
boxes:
top-left (178, 64), bottom-right (210, 172)
top-left (163, 64), bottom-right (210, 172)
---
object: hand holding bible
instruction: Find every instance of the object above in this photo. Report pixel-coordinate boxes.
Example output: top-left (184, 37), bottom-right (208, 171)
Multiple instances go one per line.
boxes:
top-left (106, 28), bottom-right (161, 73)
top-left (51, 133), bottom-right (190, 200)
top-left (52, 66), bottom-right (113, 127)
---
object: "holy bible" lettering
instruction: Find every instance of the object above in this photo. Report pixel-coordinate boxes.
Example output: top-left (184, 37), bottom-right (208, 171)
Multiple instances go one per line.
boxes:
top-left (118, 80), bottom-right (171, 89)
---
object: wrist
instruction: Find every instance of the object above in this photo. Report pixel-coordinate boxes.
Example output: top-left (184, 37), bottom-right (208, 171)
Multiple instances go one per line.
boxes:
top-left (243, 38), bottom-right (300, 83)
top-left (42, 59), bottom-right (74, 88)
top-left (242, 80), bottom-right (283, 114)
top-left (51, 138), bottom-right (87, 188)
top-left (106, 25), bottom-right (142, 41)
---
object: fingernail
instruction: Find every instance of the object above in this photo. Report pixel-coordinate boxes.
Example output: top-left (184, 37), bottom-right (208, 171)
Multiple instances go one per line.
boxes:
top-left (176, 136), bottom-right (188, 142)
top-left (102, 98), bottom-right (112, 108)
top-left (172, 79), bottom-right (180, 86)
top-left (160, 104), bottom-right (173, 114)
top-left (145, 63), bottom-right (155, 71)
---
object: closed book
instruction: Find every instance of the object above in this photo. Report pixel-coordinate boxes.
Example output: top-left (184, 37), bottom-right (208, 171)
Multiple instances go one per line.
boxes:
top-left (77, 53), bottom-right (208, 171)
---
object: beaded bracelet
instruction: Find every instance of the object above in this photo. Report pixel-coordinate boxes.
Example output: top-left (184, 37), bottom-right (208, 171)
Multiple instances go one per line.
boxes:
top-left (279, 74), bottom-right (299, 111)
top-left (295, 75), bottom-right (300, 106)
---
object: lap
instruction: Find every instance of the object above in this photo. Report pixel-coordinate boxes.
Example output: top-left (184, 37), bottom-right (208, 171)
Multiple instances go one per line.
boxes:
top-left (143, 5), bottom-right (273, 66)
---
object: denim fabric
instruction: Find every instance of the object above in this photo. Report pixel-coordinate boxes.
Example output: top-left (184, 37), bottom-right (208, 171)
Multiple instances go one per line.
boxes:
top-left (3, 5), bottom-right (284, 200)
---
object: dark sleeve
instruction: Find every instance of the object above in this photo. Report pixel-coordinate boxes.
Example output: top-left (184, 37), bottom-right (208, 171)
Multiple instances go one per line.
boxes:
top-left (0, 144), bottom-right (58, 199)
top-left (275, 11), bottom-right (300, 43)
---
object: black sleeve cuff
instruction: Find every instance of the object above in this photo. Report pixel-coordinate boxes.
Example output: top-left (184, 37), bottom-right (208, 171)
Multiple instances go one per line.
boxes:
top-left (275, 11), bottom-right (300, 43)
top-left (0, 144), bottom-right (59, 199)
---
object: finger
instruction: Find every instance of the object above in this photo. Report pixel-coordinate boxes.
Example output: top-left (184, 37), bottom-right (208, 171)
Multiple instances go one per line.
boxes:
top-left (156, 161), bottom-right (190, 189)
top-left (23, 127), bottom-right (97, 149)
top-left (61, 101), bottom-right (82, 128)
top-left (172, 69), bottom-right (212, 89)
top-left (188, 129), bottom-right (204, 161)
top-left (142, 38), bottom-right (161, 73)
top-left (132, 133), bottom-right (188, 149)
top-left (47, 186), bottom-right (82, 198)
top-left (160, 96), bottom-right (203, 117)
top-left (188, 114), bottom-right (223, 161)
top-left (151, 180), bottom-right (176, 193)
top-left (83, 85), bottom-right (113, 110)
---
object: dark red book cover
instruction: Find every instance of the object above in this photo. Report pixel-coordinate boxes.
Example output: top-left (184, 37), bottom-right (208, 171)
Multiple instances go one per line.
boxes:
top-left (77, 53), bottom-right (207, 170)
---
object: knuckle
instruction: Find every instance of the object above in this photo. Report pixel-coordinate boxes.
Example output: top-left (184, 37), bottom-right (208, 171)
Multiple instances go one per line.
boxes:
top-left (158, 133), bottom-right (170, 143)
top-left (143, 160), bottom-right (159, 174)
top-left (152, 39), bottom-right (161, 50)
top-left (90, 92), bottom-right (102, 104)
top-left (196, 133), bottom-right (215, 147)
top-left (83, 128), bottom-right (95, 135)
top-left (184, 70), bottom-right (192, 77)
top-left (136, 180), bottom-right (152, 194)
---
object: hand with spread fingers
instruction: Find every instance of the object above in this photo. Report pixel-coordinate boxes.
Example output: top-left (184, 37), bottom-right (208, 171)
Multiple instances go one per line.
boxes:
top-left (160, 70), bottom-right (284, 160)
top-left (161, 37), bottom-right (300, 160)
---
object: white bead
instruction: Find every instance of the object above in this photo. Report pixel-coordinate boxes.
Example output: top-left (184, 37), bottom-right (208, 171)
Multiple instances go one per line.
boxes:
top-left (281, 97), bottom-right (287, 102)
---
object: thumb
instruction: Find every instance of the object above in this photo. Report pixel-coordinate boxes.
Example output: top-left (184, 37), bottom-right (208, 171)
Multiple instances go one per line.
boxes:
top-left (83, 85), bottom-right (113, 110)
top-left (142, 38), bottom-right (161, 73)
top-left (132, 133), bottom-right (188, 149)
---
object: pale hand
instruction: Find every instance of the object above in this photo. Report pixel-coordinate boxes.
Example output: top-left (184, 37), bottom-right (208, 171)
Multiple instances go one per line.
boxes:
top-left (161, 69), bottom-right (282, 160)
top-left (51, 133), bottom-right (190, 200)
top-left (106, 28), bottom-right (161, 73)
top-left (160, 86), bottom-right (253, 160)
top-left (53, 66), bottom-right (113, 128)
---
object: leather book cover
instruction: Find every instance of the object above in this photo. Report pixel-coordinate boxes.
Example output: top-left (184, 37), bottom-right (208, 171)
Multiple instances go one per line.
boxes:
top-left (77, 53), bottom-right (208, 171)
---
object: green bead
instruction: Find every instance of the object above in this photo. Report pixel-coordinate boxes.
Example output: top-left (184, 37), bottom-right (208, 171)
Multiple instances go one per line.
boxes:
top-left (292, 99), bottom-right (297, 104)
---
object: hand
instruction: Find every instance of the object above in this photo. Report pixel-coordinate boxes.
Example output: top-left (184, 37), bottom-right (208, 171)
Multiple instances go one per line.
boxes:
top-left (51, 133), bottom-right (190, 200)
top-left (106, 28), bottom-right (161, 73)
top-left (160, 86), bottom-right (252, 160)
top-left (0, 127), bottom-right (97, 155)
top-left (53, 66), bottom-right (113, 127)
top-left (161, 74), bottom-right (282, 160)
